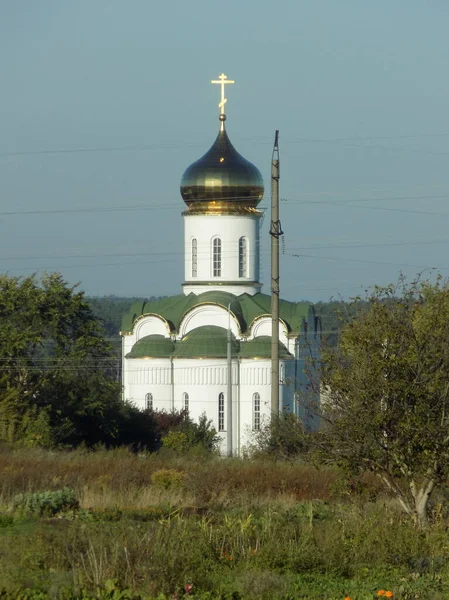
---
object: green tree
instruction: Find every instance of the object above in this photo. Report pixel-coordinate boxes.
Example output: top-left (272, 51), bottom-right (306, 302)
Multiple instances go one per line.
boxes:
top-left (154, 409), bottom-right (219, 453)
top-left (319, 277), bottom-right (449, 527)
top-left (246, 412), bottom-right (309, 459)
top-left (0, 273), bottom-right (125, 447)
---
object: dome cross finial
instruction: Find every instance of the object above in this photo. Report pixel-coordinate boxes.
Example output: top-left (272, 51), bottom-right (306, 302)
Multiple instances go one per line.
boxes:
top-left (211, 73), bottom-right (235, 131)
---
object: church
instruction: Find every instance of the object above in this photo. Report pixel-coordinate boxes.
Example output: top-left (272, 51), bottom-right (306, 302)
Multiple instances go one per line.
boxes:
top-left (121, 74), bottom-right (320, 454)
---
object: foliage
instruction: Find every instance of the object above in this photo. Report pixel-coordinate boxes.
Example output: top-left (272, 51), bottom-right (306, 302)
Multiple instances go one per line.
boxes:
top-left (1, 448), bottom-right (448, 598)
top-left (0, 274), bottom-right (166, 451)
top-left (319, 277), bottom-right (449, 526)
top-left (1, 496), bottom-right (449, 598)
top-left (150, 469), bottom-right (186, 490)
top-left (245, 412), bottom-right (310, 459)
top-left (156, 410), bottom-right (220, 453)
top-left (12, 487), bottom-right (79, 516)
top-left (0, 274), bottom-right (123, 448)
top-left (313, 298), bottom-right (368, 347)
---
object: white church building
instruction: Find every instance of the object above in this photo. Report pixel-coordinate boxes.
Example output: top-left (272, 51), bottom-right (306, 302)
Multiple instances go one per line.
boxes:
top-left (121, 74), bottom-right (320, 454)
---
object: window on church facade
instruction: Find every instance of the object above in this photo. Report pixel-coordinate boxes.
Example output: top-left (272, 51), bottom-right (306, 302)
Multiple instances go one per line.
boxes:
top-left (213, 237), bottom-right (221, 277)
top-left (145, 393), bottom-right (153, 411)
top-left (239, 236), bottom-right (247, 277)
top-left (183, 392), bottom-right (189, 414)
top-left (253, 392), bottom-right (261, 431)
top-left (191, 239), bottom-right (197, 277)
top-left (218, 392), bottom-right (225, 431)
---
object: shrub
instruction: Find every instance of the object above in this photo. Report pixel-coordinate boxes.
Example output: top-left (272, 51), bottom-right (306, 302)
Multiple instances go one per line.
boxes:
top-left (151, 469), bottom-right (186, 490)
top-left (246, 412), bottom-right (310, 459)
top-left (0, 513), bottom-right (14, 527)
top-left (12, 487), bottom-right (79, 516)
top-left (161, 430), bottom-right (189, 453)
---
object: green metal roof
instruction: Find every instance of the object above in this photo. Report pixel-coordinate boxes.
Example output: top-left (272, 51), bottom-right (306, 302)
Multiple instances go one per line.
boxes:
top-left (239, 336), bottom-right (293, 359)
top-left (126, 335), bottom-right (175, 359)
top-left (121, 291), bottom-right (314, 336)
top-left (173, 326), bottom-right (240, 359)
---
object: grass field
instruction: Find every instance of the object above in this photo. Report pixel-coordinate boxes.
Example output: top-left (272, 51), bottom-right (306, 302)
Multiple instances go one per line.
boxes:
top-left (0, 447), bottom-right (448, 599)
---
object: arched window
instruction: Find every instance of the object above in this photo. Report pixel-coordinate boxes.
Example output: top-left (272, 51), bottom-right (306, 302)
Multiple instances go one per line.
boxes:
top-left (212, 237), bottom-right (221, 277)
top-left (145, 393), bottom-right (153, 411)
top-left (253, 393), bottom-right (261, 431)
top-left (191, 239), bottom-right (197, 277)
top-left (239, 237), bottom-right (247, 278)
top-left (183, 392), bottom-right (189, 414)
top-left (218, 392), bottom-right (225, 431)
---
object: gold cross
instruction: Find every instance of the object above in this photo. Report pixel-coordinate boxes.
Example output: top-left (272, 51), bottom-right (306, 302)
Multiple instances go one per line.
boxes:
top-left (211, 73), bottom-right (235, 130)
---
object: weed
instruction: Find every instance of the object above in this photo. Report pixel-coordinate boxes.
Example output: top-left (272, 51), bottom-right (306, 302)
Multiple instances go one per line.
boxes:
top-left (12, 487), bottom-right (79, 517)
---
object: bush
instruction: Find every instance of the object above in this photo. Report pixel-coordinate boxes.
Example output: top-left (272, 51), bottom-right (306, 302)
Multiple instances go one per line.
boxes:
top-left (161, 430), bottom-right (189, 453)
top-left (246, 412), bottom-right (309, 459)
top-left (151, 469), bottom-right (186, 490)
top-left (12, 487), bottom-right (79, 516)
top-left (158, 411), bottom-right (220, 454)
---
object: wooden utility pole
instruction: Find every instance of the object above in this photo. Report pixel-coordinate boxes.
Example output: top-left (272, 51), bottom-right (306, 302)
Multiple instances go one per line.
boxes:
top-left (270, 131), bottom-right (282, 414)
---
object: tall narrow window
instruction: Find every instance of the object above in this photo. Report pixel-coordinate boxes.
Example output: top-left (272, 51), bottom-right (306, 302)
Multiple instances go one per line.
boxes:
top-left (253, 393), bottom-right (261, 431)
top-left (183, 392), bottom-right (189, 414)
top-left (218, 392), bottom-right (225, 431)
top-left (145, 393), bottom-right (153, 411)
top-left (239, 237), bottom-right (247, 277)
top-left (191, 239), bottom-right (197, 277)
top-left (213, 238), bottom-right (221, 277)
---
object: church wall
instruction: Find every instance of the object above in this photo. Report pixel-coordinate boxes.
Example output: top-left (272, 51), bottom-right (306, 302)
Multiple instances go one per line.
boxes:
top-left (125, 358), bottom-right (173, 413)
top-left (173, 357), bottom-right (240, 455)
top-left (135, 316), bottom-right (170, 340)
top-left (122, 315), bottom-right (172, 360)
top-left (183, 213), bottom-right (261, 295)
top-left (239, 359), bottom-right (271, 450)
top-left (248, 317), bottom-right (289, 348)
top-left (178, 305), bottom-right (241, 339)
top-left (239, 359), bottom-right (296, 450)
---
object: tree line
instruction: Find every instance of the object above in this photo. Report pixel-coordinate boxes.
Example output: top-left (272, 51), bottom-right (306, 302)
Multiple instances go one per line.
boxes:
top-left (0, 274), bottom-right (215, 452)
top-left (2, 272), bottom-right (449, 527)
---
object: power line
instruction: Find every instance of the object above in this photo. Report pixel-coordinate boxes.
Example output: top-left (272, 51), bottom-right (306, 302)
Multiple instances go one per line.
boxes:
top-left (288, 252), bottom-right (447, 272)
top-left (1, 131), bottom-right (448, 158)
top-left (1, 235), bottom-right (449, 268)
top-left (3, 191), bottom-right (449, 219)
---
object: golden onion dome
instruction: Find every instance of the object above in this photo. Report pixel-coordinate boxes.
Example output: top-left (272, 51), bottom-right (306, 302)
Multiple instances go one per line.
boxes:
top-left (180, 118), bottom-right (264, 215)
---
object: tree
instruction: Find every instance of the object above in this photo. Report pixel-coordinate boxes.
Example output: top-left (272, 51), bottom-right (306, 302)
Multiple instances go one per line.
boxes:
top-left (0, 273), bottom-right (124, 447)
top-left (156, 410), bottom-right (220, 453)
top-left (319, 277), bottom-right (449, 527)
top-left (246, 412), bottom-right (309, 459)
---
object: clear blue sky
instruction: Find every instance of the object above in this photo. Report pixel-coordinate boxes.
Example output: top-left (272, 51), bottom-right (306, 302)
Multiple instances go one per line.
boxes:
top-left (1, 0), bottom-right (448, 302)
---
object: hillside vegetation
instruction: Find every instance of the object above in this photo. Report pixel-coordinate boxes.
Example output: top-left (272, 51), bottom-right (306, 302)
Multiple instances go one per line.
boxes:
top-left (0, 448), bottom-right (449, 599)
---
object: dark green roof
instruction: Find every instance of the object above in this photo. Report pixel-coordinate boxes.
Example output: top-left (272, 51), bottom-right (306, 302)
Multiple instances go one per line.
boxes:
top-left (173, 326), bottom-right (239, 359)
top-left (126, 335), bottom-right (175, 359)
top-left (121, 291), bottom-right (314, 336)
top-left (239, 336), bottom-right (293, 359)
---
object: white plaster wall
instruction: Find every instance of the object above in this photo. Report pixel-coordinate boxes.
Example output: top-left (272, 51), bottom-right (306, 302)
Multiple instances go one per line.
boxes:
top-left (183, 213), bottom-right (261, 295)
top-left (248, 317), bottom-right (289, 348)
top-left (122, 315), bottom-right (172, 358)
top-left (239, 358), bottom-right (295, 450)
top-left (178, 304), bottom-right (241, 339)
top-left (183, 282), bottom-right (259, 295)
top-left (239, 359), bottom-right (271, 450)
top-left (135, 316), bottom-right (170, 341)
top-left (124, 358), bottom-right (173, 413)
top-left (173, 357), bottom-right (239, 455)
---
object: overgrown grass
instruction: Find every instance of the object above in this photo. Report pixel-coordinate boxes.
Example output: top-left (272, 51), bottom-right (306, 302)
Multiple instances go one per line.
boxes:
top-left (0, 447), bottom-right (448, 599)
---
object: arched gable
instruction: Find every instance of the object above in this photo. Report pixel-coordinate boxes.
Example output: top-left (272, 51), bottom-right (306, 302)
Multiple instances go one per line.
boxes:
top-left (248, 315), bottom-right (289, 348)
top-left (178, 303), bottom-right (241, 339)
top-left (134, 313), bottom-right (172, 341)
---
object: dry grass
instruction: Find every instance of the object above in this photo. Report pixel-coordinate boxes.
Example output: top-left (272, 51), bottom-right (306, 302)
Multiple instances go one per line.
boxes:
top-left (0, 446), bottom-right (359, 511)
